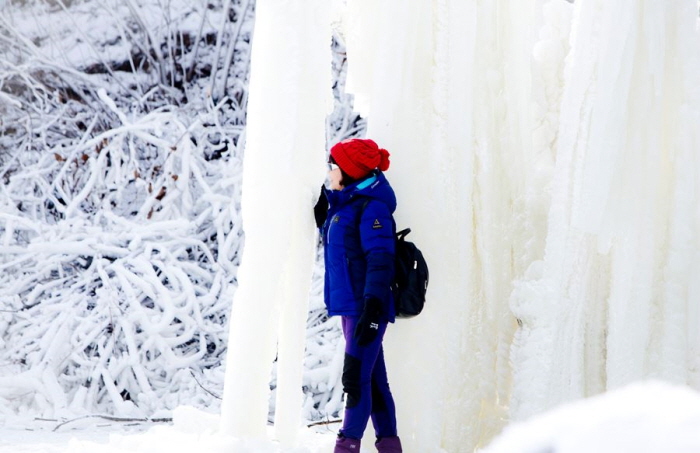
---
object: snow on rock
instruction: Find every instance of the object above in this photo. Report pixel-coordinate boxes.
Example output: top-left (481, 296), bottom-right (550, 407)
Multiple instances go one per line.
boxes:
top-left (480, 381), bottom-right (700, 453)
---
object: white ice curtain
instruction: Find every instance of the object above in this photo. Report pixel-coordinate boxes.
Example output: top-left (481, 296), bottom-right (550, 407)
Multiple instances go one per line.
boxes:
top-left (342, 0), bottom-right (700, 452)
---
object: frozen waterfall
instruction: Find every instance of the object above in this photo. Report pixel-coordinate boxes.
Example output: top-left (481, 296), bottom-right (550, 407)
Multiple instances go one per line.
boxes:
top-left (221, 1), bottom-right (700, 451)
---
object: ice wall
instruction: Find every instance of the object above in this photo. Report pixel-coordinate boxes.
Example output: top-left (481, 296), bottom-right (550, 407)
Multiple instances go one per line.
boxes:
top-left (510, 0), bottom-right (700, 421)
top-left (342, 0), bottom-right (542, 450)
top-left (219, 0), bottom-right (332, 447)
top-left (341, 0), bottom-right (700, 451)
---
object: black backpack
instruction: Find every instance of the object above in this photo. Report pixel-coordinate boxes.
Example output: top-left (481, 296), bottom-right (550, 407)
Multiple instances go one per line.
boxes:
top-left (355, 199), bottom-right (429, 318)
top-left (392, 228), bottom-right (429, 318)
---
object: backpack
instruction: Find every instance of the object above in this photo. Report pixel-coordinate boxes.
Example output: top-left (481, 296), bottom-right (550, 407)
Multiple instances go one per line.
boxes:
top-left (392, 228), bottom-right (429, 318)
top-left (355, 198), bottom-right (429, 318)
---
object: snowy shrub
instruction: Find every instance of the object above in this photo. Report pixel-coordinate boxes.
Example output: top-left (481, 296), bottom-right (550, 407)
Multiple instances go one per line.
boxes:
top-left (0, 69), bottom-right (246, 421)
top-left (0, 0), bottom-right (245, 419)
top-left (0, 0), bottom-right (363, 422)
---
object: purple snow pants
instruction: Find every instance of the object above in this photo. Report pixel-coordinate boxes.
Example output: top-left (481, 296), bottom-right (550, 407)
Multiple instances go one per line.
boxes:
top-left (339, 316), bottom-right (398, 440)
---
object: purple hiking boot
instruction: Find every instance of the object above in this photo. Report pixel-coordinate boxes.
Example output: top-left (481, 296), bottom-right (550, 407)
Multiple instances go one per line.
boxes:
top-left (334, 434), bottom-right (361, 453)
top-left (375, 436), bottom-right (403, 453)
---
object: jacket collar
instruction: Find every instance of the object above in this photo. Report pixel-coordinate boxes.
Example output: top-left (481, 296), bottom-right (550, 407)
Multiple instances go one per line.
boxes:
top-left (326, 171), bottom-right (395, 213)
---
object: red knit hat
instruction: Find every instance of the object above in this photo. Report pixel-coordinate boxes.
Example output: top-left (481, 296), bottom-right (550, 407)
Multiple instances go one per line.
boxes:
top-left (330, 139), bottom-right (390, 179)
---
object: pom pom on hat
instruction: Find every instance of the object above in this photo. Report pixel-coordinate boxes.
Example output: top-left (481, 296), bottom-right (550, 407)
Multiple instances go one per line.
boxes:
top-left (330, 139), bottom-right (391, 179)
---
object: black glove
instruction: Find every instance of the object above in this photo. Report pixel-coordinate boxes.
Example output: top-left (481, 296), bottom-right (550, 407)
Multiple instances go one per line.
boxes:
top-left (354, 297), bottom-right (383, 346)
top-left (313, 184), bottom-right (328, 228)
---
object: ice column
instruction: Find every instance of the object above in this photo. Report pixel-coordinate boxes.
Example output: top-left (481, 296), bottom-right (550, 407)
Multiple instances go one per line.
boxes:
top-left (219, 0), bottom-right (331, 446)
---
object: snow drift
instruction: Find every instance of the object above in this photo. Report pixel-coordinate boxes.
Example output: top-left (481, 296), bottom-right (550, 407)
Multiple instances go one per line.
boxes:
top-left (482, 381), bottom-right (700, 453)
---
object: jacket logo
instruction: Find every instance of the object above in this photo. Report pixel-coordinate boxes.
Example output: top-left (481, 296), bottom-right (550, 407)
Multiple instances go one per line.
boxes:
top-left (372, 219), bottom-right (382, 229)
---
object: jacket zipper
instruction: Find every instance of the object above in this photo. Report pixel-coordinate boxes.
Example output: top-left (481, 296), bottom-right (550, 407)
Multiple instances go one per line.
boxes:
top-left (326, 215), bottom-right (335, 244)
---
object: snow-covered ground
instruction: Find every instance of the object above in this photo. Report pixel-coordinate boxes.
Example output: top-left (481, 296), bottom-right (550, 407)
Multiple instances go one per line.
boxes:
top-left (2, 381), bottom-right (700, 453)
top-left (0, 406), bottom-right (337, 453)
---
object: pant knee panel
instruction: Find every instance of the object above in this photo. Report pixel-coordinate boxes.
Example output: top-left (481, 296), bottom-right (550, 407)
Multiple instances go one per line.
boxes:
top-left (371, 379), bottom-right (388, 412)
top-left (342, 353), bottom-right (362, 408)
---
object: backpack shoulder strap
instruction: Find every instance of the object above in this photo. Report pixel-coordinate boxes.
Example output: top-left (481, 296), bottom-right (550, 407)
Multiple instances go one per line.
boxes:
top-left (352, 197), bottom-right (371, 226)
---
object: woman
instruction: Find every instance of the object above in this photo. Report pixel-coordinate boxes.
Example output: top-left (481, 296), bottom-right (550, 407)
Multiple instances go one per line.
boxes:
top-left (315, 138), bottom-right (403, 453)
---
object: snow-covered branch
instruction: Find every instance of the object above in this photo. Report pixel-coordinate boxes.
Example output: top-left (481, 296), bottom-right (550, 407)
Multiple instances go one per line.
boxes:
top-left (0, 0), bottom-right (362, 423)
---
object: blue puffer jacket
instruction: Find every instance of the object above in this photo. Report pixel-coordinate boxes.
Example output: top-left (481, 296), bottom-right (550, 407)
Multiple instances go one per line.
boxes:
top-left (323, 171), bottom-right (397, 322)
